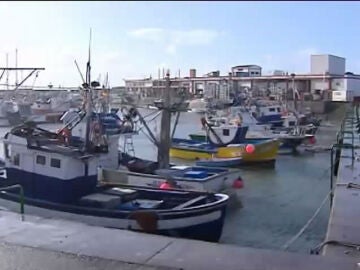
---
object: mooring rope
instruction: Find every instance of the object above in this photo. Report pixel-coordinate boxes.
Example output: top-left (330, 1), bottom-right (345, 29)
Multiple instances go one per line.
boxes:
top-left (282, 190), bottom-right (331, 251)
top-left (281, 153), bottom-right (343, 251)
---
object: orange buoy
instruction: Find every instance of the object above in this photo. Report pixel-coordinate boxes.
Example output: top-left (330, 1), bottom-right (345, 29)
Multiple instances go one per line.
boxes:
top-left (232, 177), bottom-right (244, 189)
top-left (245, 144), bottom-right (255, 154)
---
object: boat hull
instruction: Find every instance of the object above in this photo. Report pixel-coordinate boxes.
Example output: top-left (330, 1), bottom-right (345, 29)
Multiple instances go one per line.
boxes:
top-left (216, 139), bottom-right (280, 163)
top-left (171, 138), bottom-right (279, 164)
top-left (195, 157), bottom-right (243, 167)
top-left (104, 167), bottom-right (242, 193)
top-left (0, 189), bottom-right (228, 242)
top-left (189, 134), bottom-right (207, 141)
top-left (169, 147), bottom-right (213, 160)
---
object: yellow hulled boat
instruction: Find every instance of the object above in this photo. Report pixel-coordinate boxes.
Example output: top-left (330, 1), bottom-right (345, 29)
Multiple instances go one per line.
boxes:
top-left (217, 139), bottom-right (280, 163)
top-left (170, 138), bottom-right (280, 164)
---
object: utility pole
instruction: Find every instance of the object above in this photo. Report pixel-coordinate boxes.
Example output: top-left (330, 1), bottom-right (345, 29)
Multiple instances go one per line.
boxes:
top-left (291, 73), bottom-right (298, 112)
top-left (157, 70), bottom-right (171, 169)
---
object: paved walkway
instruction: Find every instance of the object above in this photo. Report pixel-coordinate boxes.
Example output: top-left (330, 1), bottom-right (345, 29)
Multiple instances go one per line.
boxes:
top-left (0, 210), bottom-right (357, 270)
top-left (323, 115), bottom-right (360, 259)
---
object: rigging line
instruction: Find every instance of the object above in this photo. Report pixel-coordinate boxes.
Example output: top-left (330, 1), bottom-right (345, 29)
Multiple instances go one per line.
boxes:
top-left (133, 109), bottom-right (160, 121)
top-left (134, 110), bottom-right (161, 127)
top-left (140, 128), bottom-right (157, 145)
top-left (134, 112), bottom-right (161, 133)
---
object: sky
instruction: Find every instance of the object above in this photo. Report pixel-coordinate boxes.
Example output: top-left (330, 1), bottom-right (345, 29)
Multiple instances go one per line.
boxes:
top-left (0, 1), bottom-right (360, 87)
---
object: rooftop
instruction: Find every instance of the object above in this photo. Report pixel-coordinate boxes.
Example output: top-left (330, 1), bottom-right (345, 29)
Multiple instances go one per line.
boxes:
top-left (232, 65), bottom-right (262, 68)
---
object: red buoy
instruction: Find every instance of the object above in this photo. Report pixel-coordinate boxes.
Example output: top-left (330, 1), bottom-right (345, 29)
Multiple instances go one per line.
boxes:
top-left (245, 144), bottom-right (255, 154)
top-left (232, 178), bottom-right (244, 189)
top-left (160, 181), bottom-right (172, 190)
top-left (309, 136), bottom-right (316, 145)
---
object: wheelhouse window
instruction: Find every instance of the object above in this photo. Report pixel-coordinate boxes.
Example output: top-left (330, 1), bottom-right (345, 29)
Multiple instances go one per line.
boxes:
top-left (13, 153), bottom-right (20, 166)
top-left (4, 144), bottom-right (10, 159)
top-left (50, 158), bottom-right (61, 168)
top-left (36, 155), bottom-right (46, 165)
top-left (223, 129), bottom-right (230, 136)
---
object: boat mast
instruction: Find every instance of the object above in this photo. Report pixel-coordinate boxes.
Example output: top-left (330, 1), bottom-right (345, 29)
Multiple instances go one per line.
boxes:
top-left (6, 53), bottom-right (8, 90)
top-left (84, 29), bottom-right (93, 152)
top-left (15, 48), bottom-right (18, 87)
top-left (157, 71), bottom-right (171, 169)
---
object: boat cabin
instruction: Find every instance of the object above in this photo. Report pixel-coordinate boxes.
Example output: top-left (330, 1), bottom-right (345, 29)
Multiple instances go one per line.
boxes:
top-left (3, 122), bottom-right (119, 203)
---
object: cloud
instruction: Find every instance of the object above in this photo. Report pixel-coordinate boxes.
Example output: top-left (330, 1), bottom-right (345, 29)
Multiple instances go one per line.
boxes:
top-left (128, 28), bottom-right (219, 55)
top-left (128, 28), bottom-right (164, 42)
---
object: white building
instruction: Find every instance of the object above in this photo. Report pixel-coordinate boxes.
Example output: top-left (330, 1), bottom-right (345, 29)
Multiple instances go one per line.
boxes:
top-left (308, 54), bottom-right (360, 101)
top-left (310, 54), bottom-right (346, 75)
top-left (123, 54), bottom-right (360, 103)
top-left (231, 65), bottom-right (262, 77)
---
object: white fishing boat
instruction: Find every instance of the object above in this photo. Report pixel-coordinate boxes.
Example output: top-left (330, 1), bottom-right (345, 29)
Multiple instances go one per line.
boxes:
top-left (0, 47), bottom-right (230, 243)
top-left (0, 99), bottom-right (22, 127)
top-left (187, 98), bottom-right (209, 113)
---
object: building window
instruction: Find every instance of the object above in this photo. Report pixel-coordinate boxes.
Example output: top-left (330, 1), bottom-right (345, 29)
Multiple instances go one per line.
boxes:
top-left (36, 155), bottom-right (46, 165)
top-left (50, 158), bottom-right (61, 168)
top-left (13, 153), bottom-right (20, 166)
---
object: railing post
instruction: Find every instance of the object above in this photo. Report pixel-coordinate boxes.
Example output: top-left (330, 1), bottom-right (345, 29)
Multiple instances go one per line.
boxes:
top-left (0, 184), bottom-right (25, 220)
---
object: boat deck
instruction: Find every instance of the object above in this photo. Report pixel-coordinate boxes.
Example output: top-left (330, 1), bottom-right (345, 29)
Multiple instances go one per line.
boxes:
top-left (0, 210), bottom-right (356, 270)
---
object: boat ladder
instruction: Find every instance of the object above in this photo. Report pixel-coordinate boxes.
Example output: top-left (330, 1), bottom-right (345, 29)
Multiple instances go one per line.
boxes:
top-left (124, 134), bottom-right (135, 156)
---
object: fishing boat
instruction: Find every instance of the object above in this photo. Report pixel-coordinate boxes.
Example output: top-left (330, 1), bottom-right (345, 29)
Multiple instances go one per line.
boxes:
top-left (189, 114), bottom-right (313, 154)
top-left (170, 137), bottom-right (280, 165)
top-left (187, 98), bottom-right (209, 113)
top-left (250, 103), bottom-right (284, 127)
top-left (0, 100), bottom-right (23, 127)
top-left (113, 152), bottom-right (243, 192)
top-left (0, 52), bottom-right (229, 243)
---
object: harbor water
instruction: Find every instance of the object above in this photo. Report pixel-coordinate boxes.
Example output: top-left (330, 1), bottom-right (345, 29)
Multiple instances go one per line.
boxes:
top-left (0, 108), bottom-right (339, 254)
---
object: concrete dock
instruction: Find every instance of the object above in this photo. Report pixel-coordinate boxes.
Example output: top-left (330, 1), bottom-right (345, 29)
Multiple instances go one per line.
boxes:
top-left (322, 108), bottom-right (360, 259)
top-left (0, 209), bottom-right (357, 270)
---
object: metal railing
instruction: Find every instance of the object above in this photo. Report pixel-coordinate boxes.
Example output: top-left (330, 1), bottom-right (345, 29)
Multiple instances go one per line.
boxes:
top-left (0, 184), bottom-right (24, 219)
